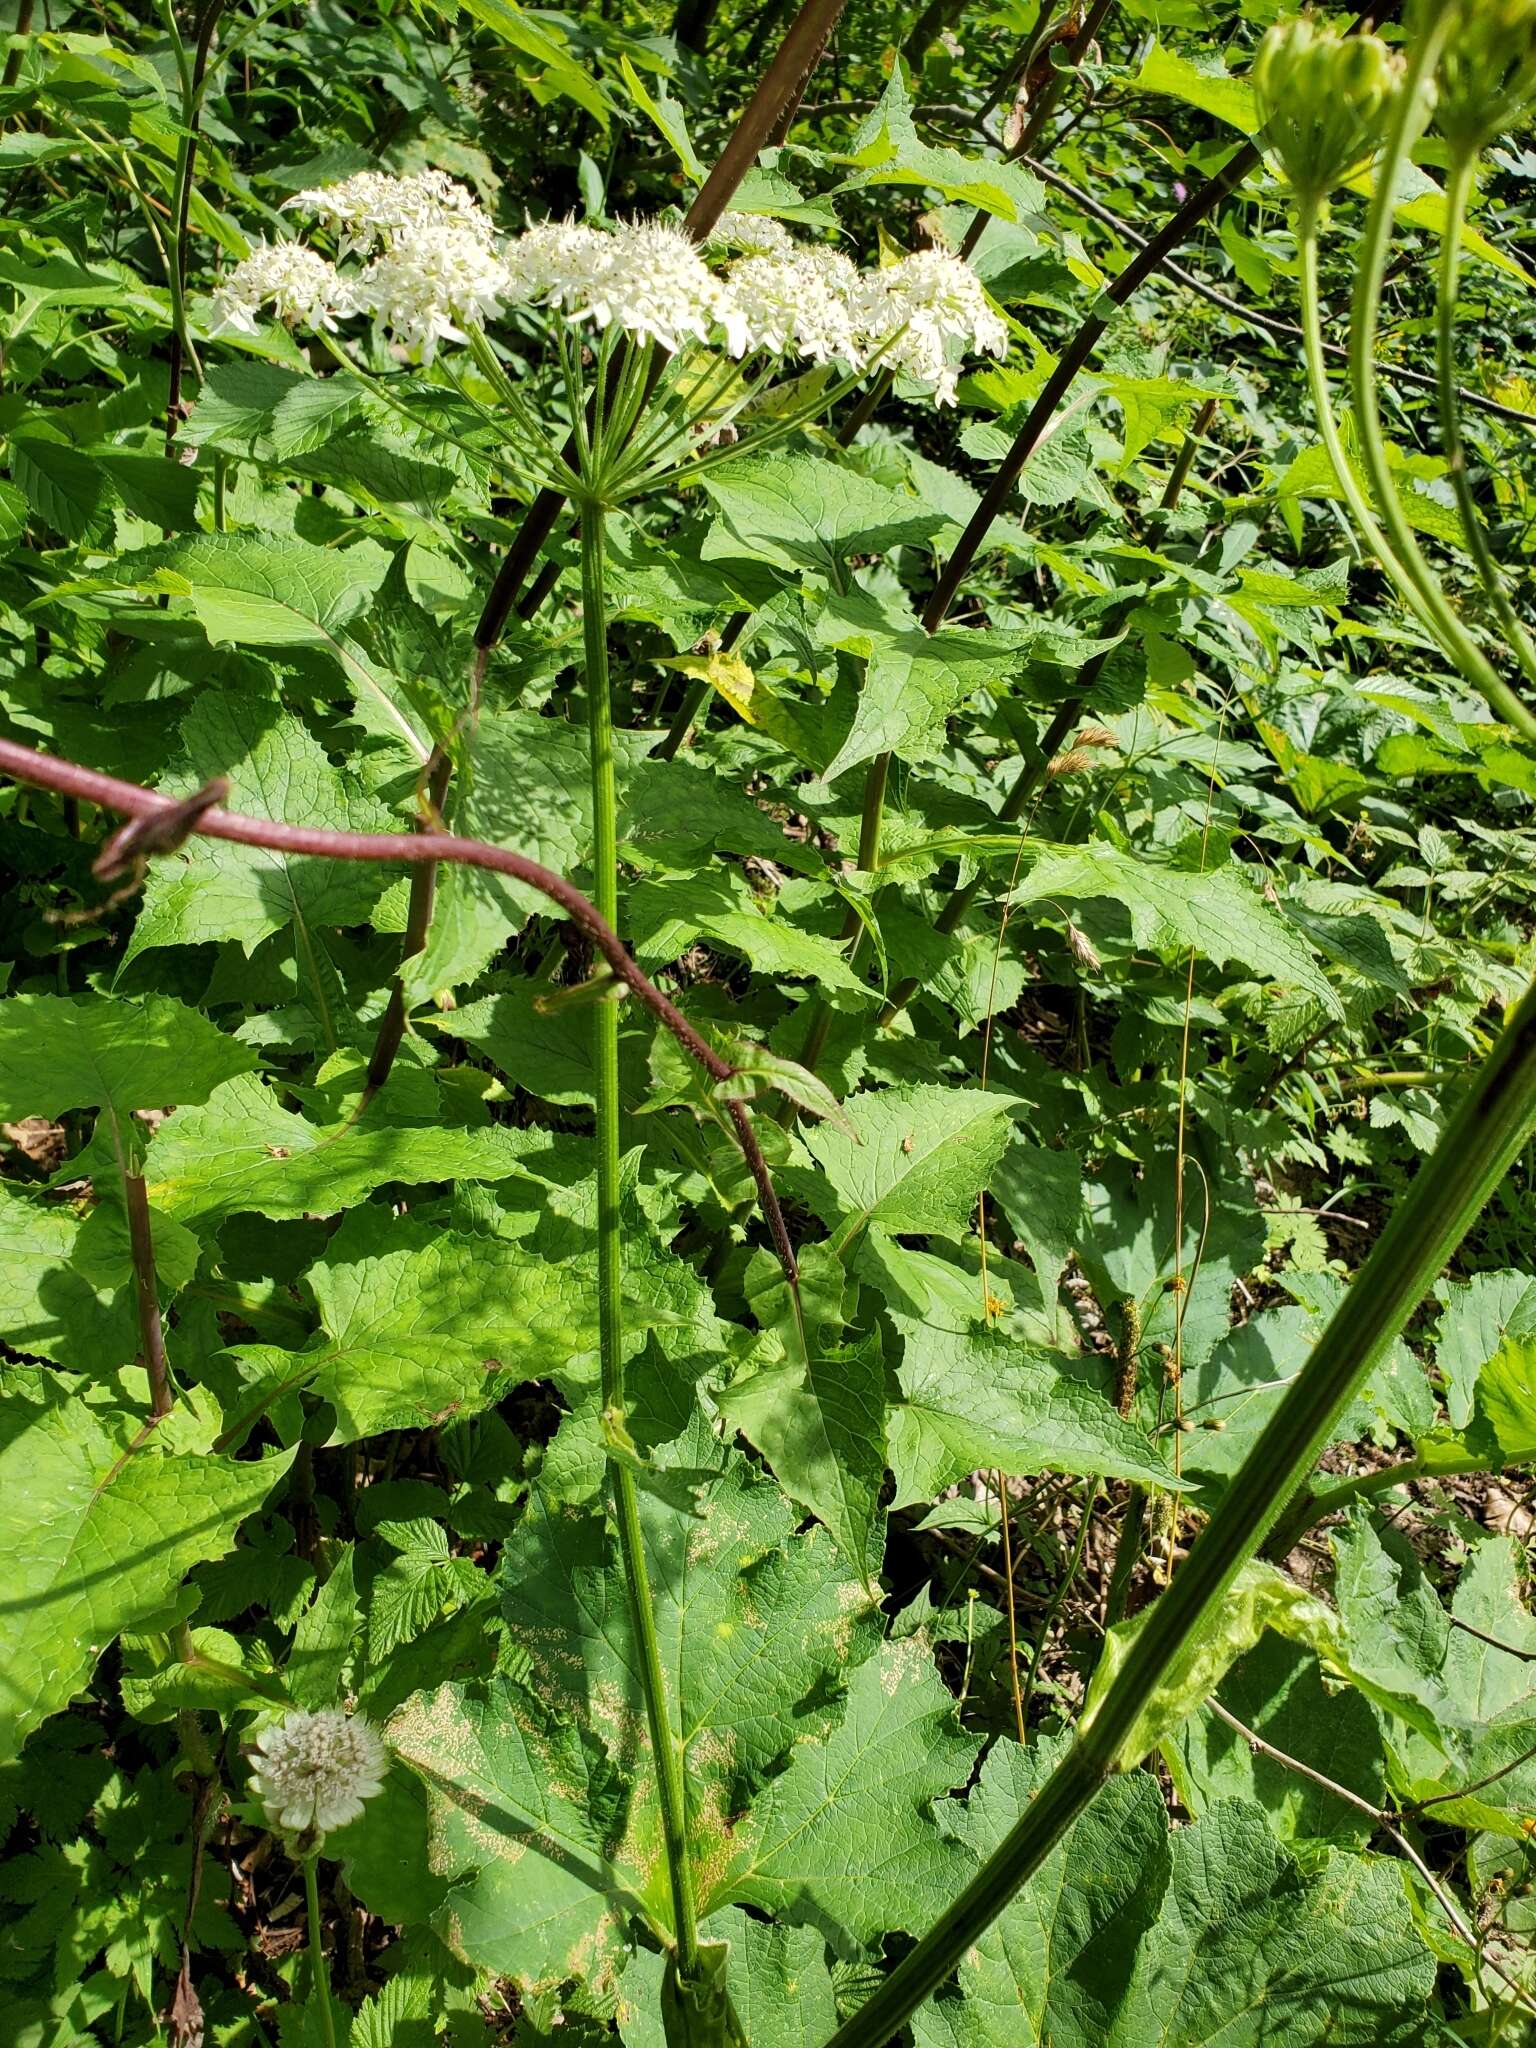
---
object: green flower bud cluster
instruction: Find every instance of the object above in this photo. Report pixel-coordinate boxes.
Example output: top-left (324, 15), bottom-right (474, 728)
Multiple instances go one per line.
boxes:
top-left (1423, 0), bottom-right (1536, 154)
top-left (1252, 17), bottom-right (1423, 207)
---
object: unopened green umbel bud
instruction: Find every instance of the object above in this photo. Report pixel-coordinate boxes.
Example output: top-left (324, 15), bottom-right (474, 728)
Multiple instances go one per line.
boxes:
top-left (1252, 16), bottom-right (1427, 207)
top-left (1421, 0), bottom-right (1536, 153)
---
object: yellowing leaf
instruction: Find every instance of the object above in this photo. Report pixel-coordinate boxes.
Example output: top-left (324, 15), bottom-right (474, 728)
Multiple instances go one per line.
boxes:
top-left (661, 649), bottom-right (823, 766)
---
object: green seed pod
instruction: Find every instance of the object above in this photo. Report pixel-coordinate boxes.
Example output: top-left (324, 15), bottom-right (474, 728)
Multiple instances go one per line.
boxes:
top-left (1424, 0), bottom-right (1536, 153)
top-left (1252, 17), bottom-right (1426, 207)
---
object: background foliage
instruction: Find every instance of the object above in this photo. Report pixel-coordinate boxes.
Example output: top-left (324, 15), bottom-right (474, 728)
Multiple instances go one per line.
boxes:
top-left (2, 0), bottom-right (1536, 2042)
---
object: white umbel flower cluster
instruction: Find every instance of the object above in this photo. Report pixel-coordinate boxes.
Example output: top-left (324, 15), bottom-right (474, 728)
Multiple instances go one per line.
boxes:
top-left (250, 1709), bottom-right (387, 1849)
top-left (728, 247), bottom-right (866, 366)
top-left (285, 168), bottom-right (495, 257)
top-left (211, 241), bottom-right (352, 338)
top-left (211, 174), bottom-right (1008, 401)
top-left (289, 169), bottom-right (507, 361)
top-left (512, 219), bottom-right (741, 353)
top-left (704, 209), bottom-right (796, 257)
top-left (858, 250), bottom-right (1010, 406)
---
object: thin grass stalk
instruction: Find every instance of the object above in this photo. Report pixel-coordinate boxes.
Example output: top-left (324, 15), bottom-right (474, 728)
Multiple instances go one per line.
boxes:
top-left (580, 500), bottom-right (702, 1981)
top-left (1435, 146), bottom-right (1536, 688)
top-left (820, 973), bottom-right (1536, 2048)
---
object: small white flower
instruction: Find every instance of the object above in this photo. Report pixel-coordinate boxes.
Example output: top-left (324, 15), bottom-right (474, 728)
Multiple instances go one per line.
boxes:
top-left (505, 216), bottom-right (616, 312)
top-left (503, 217), bottom-right (745, 354)
top-left (211, 242), bottom-right (352, 337)
top-left (352, 216), bottom-right (514, 361)
top-left (704, 209), bottom-right (795, 258)
top-left (250, 1709), bottom-right (387, 1848)
top-left (285, 169), bottom-right (496, 259)
top-left (727, 246), bottom-right (867, 367)
top-left (857, 250), bottom-right (1007, 406)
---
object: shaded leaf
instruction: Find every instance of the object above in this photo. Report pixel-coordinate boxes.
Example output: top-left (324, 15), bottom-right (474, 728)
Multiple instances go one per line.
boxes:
top-left (0, 993), bottom-right (257, 1123)
top-left (0, 1372), bottom-right (291, 1759)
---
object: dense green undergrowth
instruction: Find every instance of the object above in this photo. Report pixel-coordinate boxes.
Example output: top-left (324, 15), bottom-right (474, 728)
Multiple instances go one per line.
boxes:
top-left (2, 0), bottom-right (1536, 2043)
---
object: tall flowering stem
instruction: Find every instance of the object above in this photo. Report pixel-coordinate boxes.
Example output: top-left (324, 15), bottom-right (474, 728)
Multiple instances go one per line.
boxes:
top-left (578, 491), bottom-right (705, 1989)
top-left (189, 174), bottom-right (1001, 2012)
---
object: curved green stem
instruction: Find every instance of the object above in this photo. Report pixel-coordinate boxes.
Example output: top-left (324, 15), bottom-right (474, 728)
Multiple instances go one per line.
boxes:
top-left (1436, 147), bottom-right (1536, 693)
top-left (302, 1855), bottom-right (338, 2048)
top-left (579, 500), bottom-right (702, 1982)
top-left (1296, 204), bottom-right (1443, 642)
top-left (1347, 26), bottom-right (1536, 739)
top-left (820, 974), bottom-right (1536, 2048)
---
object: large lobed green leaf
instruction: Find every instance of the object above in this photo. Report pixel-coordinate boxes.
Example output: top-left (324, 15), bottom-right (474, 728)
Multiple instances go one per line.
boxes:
top-left (916, 1739), bottom-right (1435, 2046)
top-left (0, 1372), bottom-right (291, 1759)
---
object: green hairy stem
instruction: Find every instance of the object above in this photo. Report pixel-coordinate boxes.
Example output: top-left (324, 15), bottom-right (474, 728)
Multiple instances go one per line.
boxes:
top-left (303, 1855), bottom-right (338, 2048)
top-left (580, 500), bottom-right (704, 1984)
top-left (821, 973), bottom-right (1536, 2048)
top-left (1345, 19), bottom-right (1536, 740)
